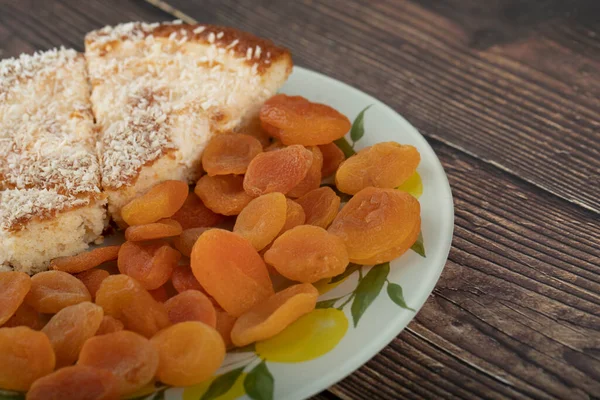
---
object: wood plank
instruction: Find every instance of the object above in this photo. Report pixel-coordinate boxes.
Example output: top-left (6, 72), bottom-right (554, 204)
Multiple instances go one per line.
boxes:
top-left (159, 0), bottom-right (600, 213)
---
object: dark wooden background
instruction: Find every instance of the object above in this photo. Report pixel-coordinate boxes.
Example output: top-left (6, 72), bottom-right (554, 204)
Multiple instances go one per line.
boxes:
top-left (1, 0), bottom-right (599, 399)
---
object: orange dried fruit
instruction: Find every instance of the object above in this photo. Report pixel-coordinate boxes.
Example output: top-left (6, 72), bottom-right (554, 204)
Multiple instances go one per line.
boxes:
top-left (0, 271), bottom-right (31, 326)
top-left (296, 186), bottom-right (341, 228)
top-left (233, 192), bottom-right (287, 251)
top-left (171, 265), bottom-right (205, 293)
top-left (0, 326), bottom-right (55, 391)
top-left (27, 365), bottom-right (119, 400)
top-left (96, 316), bottom-right (125, 336)
top-left (264, 139), bottom-right (285, 152)
top-left (149, 285), bottom-right (169, 302)
top-left (202, 133), bottom-right (263, 176)
top-left (118, 240), bottom-right (180, 290)
top-left (25, 271), bottom-right (91, 314)
top-left (335, 142), bottom-right (421, 194)
top-left (172, 227), bottom-right (212, 257)
top-left (191, 229), bottom-right (274, 317)
top-left (287, 146), bottom-right (323, 198)
top-left (75, 269), bottom-right (110, 300)
top-left (42, 302), bottom-right (104, 367)
top-left (243, 145), bottom-right (313, 197)
top-left (235, 115), bottom-right (272, 146)
top-left (231, 283), bottom-right (319, 347)
top-left (78, 330), bottom-right (159, 396)
top-left (124, 219), bottom-right (182, 242)
top-left (95, 275), bottom-right (170, 338)
top-left (150, 321), bottom-right (225, 386)
top-left (319, 142), bottom-right (345, 177)
top-left (264, 225), bottom-right (349, 283)
top-left (121, 180), bottom-right (189, 226)
top-left (170, 192), bottom-right (224, 230)
top-left (215, 310), bottom-right (237, 349)
top-left (50, 246), bottom-right (120, 274)
top-left (259, 94), bottom-right (351, 146)
top-left (279, 199), bottom-right (306, 236)
top-left (328, 187), bottom-right (421, 264)
top-left (194, 174), bottom-right (254, 216)
top-left (164, 290), bottom-right (217, 327)
top-left (2, 303), bottom-right (46, 330)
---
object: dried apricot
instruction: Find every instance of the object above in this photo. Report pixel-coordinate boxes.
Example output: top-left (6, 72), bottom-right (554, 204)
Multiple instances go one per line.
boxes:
top-left (296, 186), bottom-right (341, 228)
top-left (319, 142), bottom-right (345, 177)
top-left (260, 94), bottom-right (351, 146)
top-left (233, 192), bottom-right (287, 251)
top-left (264, 225), bottom-right (349, 283)
top-left (121, 180), bottom-right (189, 226)
top-left (50, 246), bottom-right (120, 274)
top-left (264, 139), bottom-right (285, 152)
top-left (194, 174), bottom-right (254, 216)
top-left (287, 146), bottom-right (323, 198)
top-left (27, 365), bottom-right (119, 400)
top-left (164, 290), bottom-right (217, 327)
top-left (124, 219), bottom-right (182, 242)
top-left (230, 283), bottom-right (319, 347)
top-left (42, 302), bottom-right (104, 367)
top-left (96, 316), bottom-right (125, 336)
top-left (279, 199), bottom-right (306, 236)
top-left (215, 310), bottom-right (237, 348)
top-left (149, 285), bottom-right (169, 302)
top-left (0, 326), bottom-right (55, 391)
top-left (26, 271), bottom-right (91, 314)
top-left (75, 269), bottom-right (110, 300)
top-left (0, 271), bottom-right (31, 326)
top-left (328, 187), bottom-right (421, 264)
top-left (171, 265), bottom-right (205, 293)
top-left (243, 145), bottom-right (313, 197)
top-left (202, 133), bottom-right (263, 176)
top-left (150, 321), bottom-right (225, 386)
top-left (170, 192), bottom-right (224, 229)
top-left (191, 229), bottom-right (274, 317)
top-left (118, 241), bottom-right (180, 290)
top-left (335, 142), bottom-right (421, 195)
top-left (172, 227), bottom-right (212, 257)
top-left (2, 303), bottom-right (46, 330)
top-left (235, 115), bottom-right (272, 146)
top-left (95, 275), bottom-right (170, 338)
top-left (78, 330), bottom-right (159, 395)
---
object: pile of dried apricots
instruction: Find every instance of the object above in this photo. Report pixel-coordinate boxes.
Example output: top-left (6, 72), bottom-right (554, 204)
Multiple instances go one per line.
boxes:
top-left (0, 94), bottom-right (421, 399)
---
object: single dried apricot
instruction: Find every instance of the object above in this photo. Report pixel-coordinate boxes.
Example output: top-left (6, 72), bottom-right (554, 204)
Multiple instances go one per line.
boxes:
top-left (191, 229), bottom-right (274, 317)
top-left (319, 142), bottom-right (346, 177)
top-left (279, 199), bottom-right (305, 236)
top-left (230, 283), bottom-right (319, 347)
top-left (172, 227), bottom-right (212, 257)
top-left (121, 180), bottom-right (189, 226)
top-left (202, 133), bottom-right (263, 176)
top-left (149, 285), bottom-right (169, 302)
top-left (0, 326), bottom-right (55, 391)
top-left (235, 115), bottom-right (272, 146)
top-left (27, 365), bottom-right (119, 400)
top-left (296, 186), bottom-right (341, 228)
top-left (150, 321), bottom-right (225, 386)
top-left (260, 94), bottom-right (351, 146)
top-left (0, 271), bottom-right (31, 326)
top-left (233, 192), bottom-right (287, 251)
top-left (328, 187), bottom-right (421, 264)
top-left (25, 271), bottom-right (91, 314)
top-left (164, 290), bottom-right (217, 327)
top-left (95, 275), bottom-right (170, 338)
top-left (2, 303), bottom-right (46, 330)
top-left (335, 142), bottom-right (421, 195)
top-left (118, 241), bottom-right (180, 290)
top-left (50, 246), bottom-right (120, 274)
top-left (243, 145), bottom-right (313, 196)
top-left (194, 174), bottom-right (254, 216)
top-left (75, 269), bottom-right (110, 300)
top-left (78, 330), bottom-right (159, 396)
top-left (264, 225), bottom-right (349, 283)
top-left (96, 316), bottom-right (125, 336)
top-left (287, 146), bottom-right (323, 198)
top-left (42, 302), bottom-right (104, 367)
top-left (215, 310), bottom-right (237, 349)
top-left (124, 219), bottom-right (182, 242)
top-left (170, 192), bottom-right (224, 229)
top-left (171, 265), bottom-right (205, 293)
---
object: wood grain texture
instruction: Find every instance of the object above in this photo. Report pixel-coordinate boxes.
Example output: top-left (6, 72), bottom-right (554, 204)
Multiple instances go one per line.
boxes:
top-left (162, 0), bottom-right (600, 214)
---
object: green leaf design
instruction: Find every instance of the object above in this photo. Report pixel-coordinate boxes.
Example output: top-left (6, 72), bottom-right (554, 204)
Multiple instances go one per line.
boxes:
top-left (410, 231), bottom-right (426, 257)
top-left (244, 360), bottom-right (274, 400)
top-left (330, 263), bottom-right (361, 283)
top-left (387, 283), bottom-right (416, 311)
top-left (350, 105), bottom-right (372, 143)
top-left (201, 367), bottom-right (244, 400)
top-left (333, 137), bottom-right (356, 158)
top-left (0, 391), bottom-right (24, 400)
top-left (351, 263), bottom-right (390, 327)
top-left (316, 297), bottom-right (341, 309)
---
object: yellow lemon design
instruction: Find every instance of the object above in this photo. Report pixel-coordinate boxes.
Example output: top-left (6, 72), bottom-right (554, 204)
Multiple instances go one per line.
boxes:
top-left (182, 372), bottom-right (246, 400)
top-left (256, 309), bottom-right (348, 363)
top-left (397, 171), bottom-right (423, 198)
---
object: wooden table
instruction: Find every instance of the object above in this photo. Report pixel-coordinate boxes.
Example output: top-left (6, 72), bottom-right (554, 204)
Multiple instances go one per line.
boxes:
top-left (1, 0), bottom-right (598, 398)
